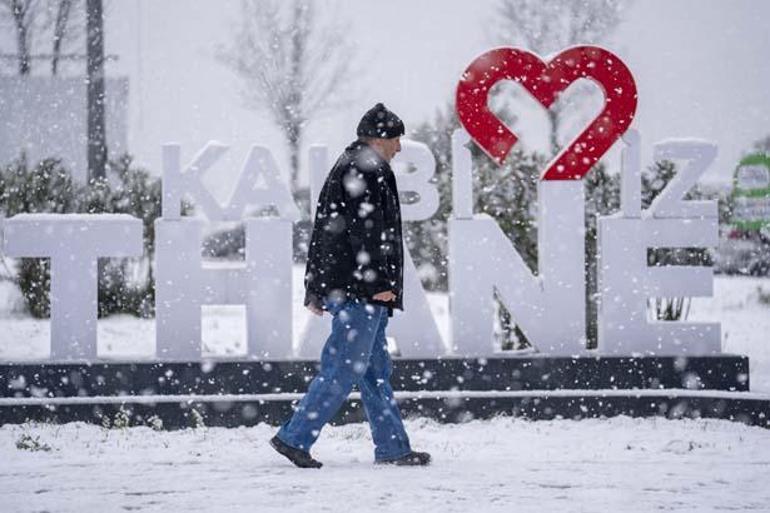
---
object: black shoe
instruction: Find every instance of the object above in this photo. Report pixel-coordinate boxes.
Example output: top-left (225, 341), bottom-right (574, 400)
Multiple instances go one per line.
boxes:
top-left (376, 450), bottom-right (431, 466)
top-left (269, 435), bottom-right (323, 469)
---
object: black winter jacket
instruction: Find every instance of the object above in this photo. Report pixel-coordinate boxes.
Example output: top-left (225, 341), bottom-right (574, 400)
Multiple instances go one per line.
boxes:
top-left (304, 140), bottom-right (404, 316)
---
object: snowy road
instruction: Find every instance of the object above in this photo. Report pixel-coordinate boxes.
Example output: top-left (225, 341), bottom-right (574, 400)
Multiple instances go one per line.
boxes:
top-left (2, 416), bottom-right (768, 513)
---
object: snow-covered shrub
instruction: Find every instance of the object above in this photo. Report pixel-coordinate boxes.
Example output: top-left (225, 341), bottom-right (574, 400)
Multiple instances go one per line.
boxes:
top-left (146, 414), bottom-right (164, 431)
top-left (190, 407), bottom-right (206, 429)
top-left (0, 156), bottom-right (77, 317)
top-left (15, 432), bottom-right (52, 452)
top-left (0, 154), bottom-right (165, 318)
top-left (112, 406), bottom-right (131, 429)
top-left (758, 286), bottom-right (770, 306)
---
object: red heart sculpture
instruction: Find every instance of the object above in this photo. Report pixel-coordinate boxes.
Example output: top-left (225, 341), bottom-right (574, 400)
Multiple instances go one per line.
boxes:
top-left (455, 46), bottom-right (637, 180)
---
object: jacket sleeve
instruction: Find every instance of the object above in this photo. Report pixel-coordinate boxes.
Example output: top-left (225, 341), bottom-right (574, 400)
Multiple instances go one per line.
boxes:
top-left (343, 166), bottom-right (394, 296)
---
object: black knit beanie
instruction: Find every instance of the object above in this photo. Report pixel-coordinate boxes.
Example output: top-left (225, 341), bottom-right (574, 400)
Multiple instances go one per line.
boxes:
top-left (356, 103), bottom-right (405, 139)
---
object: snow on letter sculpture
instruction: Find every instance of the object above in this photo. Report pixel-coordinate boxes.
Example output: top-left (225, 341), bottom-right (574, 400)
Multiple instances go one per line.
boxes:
top-left (156, 143), bottom-right (297, 359)
top-left (597, 131), bottom-right (720, 354)
top-left (448, 129), bottom-right (587, 355)
top-left (2, 214), bottom-right (143, 360)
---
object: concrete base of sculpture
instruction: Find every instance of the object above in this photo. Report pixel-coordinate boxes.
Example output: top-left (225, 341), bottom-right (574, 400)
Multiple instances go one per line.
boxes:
top-left (2, 354), bottom-right (767, 429)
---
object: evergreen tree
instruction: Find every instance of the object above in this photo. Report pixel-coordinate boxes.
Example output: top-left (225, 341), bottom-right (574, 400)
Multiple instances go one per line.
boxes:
top-left (0, 154), bottom-right (164, 318)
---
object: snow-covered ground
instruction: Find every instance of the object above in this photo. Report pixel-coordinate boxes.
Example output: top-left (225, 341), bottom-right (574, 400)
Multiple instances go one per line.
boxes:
top-left (689, 275), bottom-right (770, 393)
top-left (1, 416), bottom-right (768, 513)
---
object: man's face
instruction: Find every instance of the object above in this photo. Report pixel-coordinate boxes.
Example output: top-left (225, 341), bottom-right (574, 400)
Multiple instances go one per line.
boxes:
top-left (381, 137), bottom-right (402, 162)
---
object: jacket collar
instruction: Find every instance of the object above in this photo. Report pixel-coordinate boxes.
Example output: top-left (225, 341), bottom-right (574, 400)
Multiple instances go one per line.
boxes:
top-left (347, 139), bottom-right (389, 168)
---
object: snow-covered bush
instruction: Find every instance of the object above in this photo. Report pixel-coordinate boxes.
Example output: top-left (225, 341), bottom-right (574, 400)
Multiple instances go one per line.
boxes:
top-left (15, 432), bottom-right (52, 452)
top-left (0, 154), bottom-right (164, 318)
top-left (758, 286), bottom-right (770, 306)
top-left (0, 156), bottom-right (77, 317)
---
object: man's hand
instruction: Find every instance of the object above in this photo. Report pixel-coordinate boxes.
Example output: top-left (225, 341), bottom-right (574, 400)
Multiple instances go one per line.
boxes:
top-left (307, 304), bottom-right (324, 316)
top-left (372, 290), bottom-right (396, 302)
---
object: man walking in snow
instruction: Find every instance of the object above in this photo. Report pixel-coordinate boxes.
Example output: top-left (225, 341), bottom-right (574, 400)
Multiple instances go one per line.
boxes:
top-left (270, 103), bottom-right (431, 468)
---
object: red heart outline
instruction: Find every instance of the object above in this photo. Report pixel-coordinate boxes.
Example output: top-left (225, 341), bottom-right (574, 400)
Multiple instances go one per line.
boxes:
top-left (455, 46), bottom-right (637, 180)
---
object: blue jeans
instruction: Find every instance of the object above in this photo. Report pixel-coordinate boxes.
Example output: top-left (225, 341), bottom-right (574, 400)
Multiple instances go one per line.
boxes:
top-left (277, 298), bottom-right (412, 461)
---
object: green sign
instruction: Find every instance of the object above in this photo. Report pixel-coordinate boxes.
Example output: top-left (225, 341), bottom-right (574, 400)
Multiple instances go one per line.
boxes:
top-left (732, 153), bottom-right (770, 231)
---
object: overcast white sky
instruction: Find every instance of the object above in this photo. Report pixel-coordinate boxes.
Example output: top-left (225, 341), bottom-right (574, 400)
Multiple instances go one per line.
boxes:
top-left (103, 0), bottom-right (770, 196)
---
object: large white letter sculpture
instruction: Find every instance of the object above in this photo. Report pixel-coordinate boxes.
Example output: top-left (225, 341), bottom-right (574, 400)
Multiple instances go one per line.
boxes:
top-left (2, 214), bottom-right (143, 360)
top-left (156, 143), bottom-right (297, 360)
top-left (0, 136), bottom-right (724, 362)
top-left (448, 129), bottom-right (587, 356)
top-left (597, 132), bottom-right (721, 355)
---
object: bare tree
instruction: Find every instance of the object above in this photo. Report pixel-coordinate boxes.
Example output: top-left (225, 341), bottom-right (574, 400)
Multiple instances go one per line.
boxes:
top-left (1, 0), bottom-right (38, 75)
top-left (492, 0), bottom-right (627, 156)
top-left (0, 0), bottom-right (85, 75)
top-left (218, 0), bottom-right (356, 198)
top-left (50, 0), bottom-right (81, 75)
